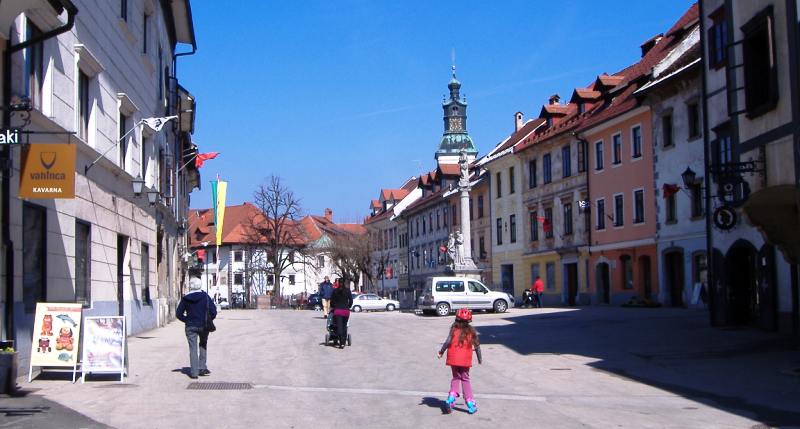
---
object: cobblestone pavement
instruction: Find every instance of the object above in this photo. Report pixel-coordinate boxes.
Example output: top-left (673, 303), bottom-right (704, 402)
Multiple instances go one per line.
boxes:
top-left (4, 307), bottom-right (800, 428)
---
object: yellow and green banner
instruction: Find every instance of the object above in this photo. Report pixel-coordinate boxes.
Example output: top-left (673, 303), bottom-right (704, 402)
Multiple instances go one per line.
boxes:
top-left (211, 178), bottom-right (227, 246)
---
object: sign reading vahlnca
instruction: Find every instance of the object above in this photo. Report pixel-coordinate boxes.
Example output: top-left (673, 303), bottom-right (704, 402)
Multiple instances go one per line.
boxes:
top-left (19, 143), bottom-right (76, 199)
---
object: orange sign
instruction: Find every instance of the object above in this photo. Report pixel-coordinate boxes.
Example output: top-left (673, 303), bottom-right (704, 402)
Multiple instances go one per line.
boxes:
top-left (19, 143), bottom-right (76, 199)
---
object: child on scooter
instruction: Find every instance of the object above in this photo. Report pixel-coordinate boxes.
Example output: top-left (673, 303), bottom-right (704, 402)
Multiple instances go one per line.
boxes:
top-left (437, 308), bottom-right (482, 414)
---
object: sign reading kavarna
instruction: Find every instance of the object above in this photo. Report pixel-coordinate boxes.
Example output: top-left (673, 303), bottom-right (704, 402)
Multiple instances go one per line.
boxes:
top-left (19, 143), bottom-right (76, 199)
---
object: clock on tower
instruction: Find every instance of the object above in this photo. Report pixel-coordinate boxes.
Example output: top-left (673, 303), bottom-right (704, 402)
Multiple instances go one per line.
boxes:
top-left (448, 117), bottom-right (463, 132)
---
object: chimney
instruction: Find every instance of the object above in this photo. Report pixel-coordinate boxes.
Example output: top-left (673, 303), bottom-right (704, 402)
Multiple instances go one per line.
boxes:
top-left (324, 208), bottom-right (333, 221)
top-left (514, 112), bottom-right (524, 132)
top-left (640, 34), bottom-right (663, 57)
top-left (548, 94), bottom-right (560, 105)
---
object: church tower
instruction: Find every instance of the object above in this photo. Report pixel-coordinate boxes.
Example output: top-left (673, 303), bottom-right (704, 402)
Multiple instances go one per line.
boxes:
top-left (436, 66), bottom-right (478, 165)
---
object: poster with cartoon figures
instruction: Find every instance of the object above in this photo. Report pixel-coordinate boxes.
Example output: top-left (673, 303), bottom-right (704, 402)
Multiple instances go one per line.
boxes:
top-left (81, 316), bottom-right (126, 382)
top-left (28, 303), bottom-right (83, 380)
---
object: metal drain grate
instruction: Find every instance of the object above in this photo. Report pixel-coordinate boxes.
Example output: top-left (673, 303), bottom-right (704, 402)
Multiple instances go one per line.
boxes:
top-left (187, 382), bottom-right (253, 390)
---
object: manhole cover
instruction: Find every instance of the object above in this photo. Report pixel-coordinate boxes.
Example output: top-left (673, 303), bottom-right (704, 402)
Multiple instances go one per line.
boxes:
top-left (187, 382), bottom-right (253, 390)
top-left (95, 383), bottom-right (137, 388)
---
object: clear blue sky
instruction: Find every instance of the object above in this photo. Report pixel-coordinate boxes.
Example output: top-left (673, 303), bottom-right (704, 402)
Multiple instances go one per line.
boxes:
top-left (181, 0), bottom-right (693, 222)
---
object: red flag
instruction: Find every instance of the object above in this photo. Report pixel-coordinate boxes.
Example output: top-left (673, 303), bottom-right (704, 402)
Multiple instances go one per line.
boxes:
top-left (662, 183), bottom-right (681, 199)
top-left (537, 216), bottom-right (552, 232)
top-left (195, 152), bottom-right (219, 168)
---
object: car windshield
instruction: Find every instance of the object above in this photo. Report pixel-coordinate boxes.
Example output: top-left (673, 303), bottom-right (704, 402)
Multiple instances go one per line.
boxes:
top-left (468, 281), bottom-right (487, 293)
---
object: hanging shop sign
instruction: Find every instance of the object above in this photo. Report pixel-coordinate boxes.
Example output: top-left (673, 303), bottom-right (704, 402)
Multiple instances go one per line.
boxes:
top-left (28, 302), bottom-right (83, 382)
top-left (716, 176), bottom-right (751, 207)
top-left (19, 143), bottom-right (76, 199)
top-left (713, 206), bottom-right (737, 231)
top-left (81, 316), bottom-right (126, 383)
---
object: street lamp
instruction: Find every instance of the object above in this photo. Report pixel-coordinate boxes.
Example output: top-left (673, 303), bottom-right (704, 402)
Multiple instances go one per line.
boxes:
top-left (132, 175), bottom-right (145, 195)
top-left (147, 190), bottom-right (160, 205)
top-left (681, 167), bottom-right (697, 188)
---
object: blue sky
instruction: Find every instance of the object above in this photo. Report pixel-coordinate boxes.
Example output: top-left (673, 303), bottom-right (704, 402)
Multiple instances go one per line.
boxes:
top-left (181, 0), bottom-right (693, 222)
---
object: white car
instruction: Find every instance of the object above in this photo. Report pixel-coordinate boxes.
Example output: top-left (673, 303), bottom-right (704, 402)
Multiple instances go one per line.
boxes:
top-left (417, 277), bottom-right (515, 316)
top-left (351, 294), bottom-right (400, 312)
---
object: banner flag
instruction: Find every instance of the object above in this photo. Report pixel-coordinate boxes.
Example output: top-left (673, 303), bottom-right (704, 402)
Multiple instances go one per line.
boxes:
top-left (215, 180), bottom-right (228, 246)
top-left (195, 152), bottom-right (219, 168)
top-left (142, 116), bottom-right (178, 132)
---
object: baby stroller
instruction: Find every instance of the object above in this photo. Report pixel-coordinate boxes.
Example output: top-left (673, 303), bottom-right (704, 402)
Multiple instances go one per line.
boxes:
top-left (522, 290), bottom-right (535, 308)
top-left (324, 312), bottom-right (351, 347)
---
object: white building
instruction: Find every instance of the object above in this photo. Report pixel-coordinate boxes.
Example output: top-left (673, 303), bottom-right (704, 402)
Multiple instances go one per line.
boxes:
top-left (0, 0), bottom-right (200, 375)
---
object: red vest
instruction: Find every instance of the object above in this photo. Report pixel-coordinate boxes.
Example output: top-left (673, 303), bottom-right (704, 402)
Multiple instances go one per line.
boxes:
top-left (446, 328), bottom-right (474, 367)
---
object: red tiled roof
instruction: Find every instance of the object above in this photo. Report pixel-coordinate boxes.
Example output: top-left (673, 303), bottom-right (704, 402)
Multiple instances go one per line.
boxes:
top-left (364, 209), bottom-right (393, 225)
top-left (400, 176), bottom-right (418, 192)
top-left (490, 118), bottom-right (546, 155)
top-left (402, 188), bottom-right (447, 214)
top-left (370, 199), bottom-right (380, 209)
top-left (541, 104), bottom-right (570, 116)
top-left (571, 88), bottom-right (602, 102)
top-left (438, 163), bottom-right (460, 176)
top-left (595, 74), bottom-right (625, 89)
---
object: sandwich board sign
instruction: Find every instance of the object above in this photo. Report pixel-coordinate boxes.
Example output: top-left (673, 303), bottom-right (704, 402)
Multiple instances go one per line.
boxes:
top-left (81, 316), bottom-right (126, 383)
top-left (28, 303), bottom-right (83, 382)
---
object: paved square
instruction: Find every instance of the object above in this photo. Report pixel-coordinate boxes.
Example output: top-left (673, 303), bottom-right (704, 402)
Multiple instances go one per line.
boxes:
top-left (9, 307), bottom-right (800, 428)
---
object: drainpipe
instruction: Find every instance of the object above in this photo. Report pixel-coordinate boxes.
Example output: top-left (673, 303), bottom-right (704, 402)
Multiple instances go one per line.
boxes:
top-left (572, 133), bottom-right (592, 304)
top-left (698, 0), bottom-right (717, 327)
top-left (2, 1), bottom-right (78, 342)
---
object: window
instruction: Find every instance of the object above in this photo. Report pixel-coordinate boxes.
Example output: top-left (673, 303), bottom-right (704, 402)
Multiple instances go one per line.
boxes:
top-left (436, 209), bottom-right (441, 229)
top-left (496, 172), bottom-right (502, 198)
top-left (415, 218), bottom-right (419, 237)
top-left (443, 208), bottom-right (448, 227)
top-left (289, 275), bottom-right (296, 285)
top-left (546, 262), bottom-right (555, 291)
top-left (596, 199), bottom-right (606, 230)
top-left (666, 193), bottom-right (677, 223)
top-left (429, 213), bottom-right (433, 233)
top-left (708, 7), bottom-right (728, 69)
top-left (478, 236), bottom-right (485, 259)
top-left (452, 205), bottom-right (457, 225)
top-left (634, 190), bottom-right (644, 224)
top-left (528, 159), bottom-right (537, 188)
top-left (529, 210), bottom-right (539, 241)
top-left (631, 126), bottom-right (642, 158)
top-left (543, 153), bottom-right (552, 184)
top-left (78, 71), bottom-right (90, 141)
top-left (24, 20), bottom-right (44, 110)
top-left (267, 274), bottom-right (274, 285)
top-left (544, 208), bottom-right (553, 239)
top-left (469, 198), bottom-right (473, 220)
top-left (612, 133), bottom-right (622, 164)
top-left (496, 218), bottom-right (502, 245)
top-left (234, 273), bottom-right (243, 285)
top-left (23, 204), bottom-right (46, 312)
top-left (477, 195), bottom-right (484, 218)
top-left (509, 214), bottom-right (517, 243)
top-left (563, 203), bottom-right (573, 235)
top-left (714, 135), bottom-right (733, 166)
top-left (119, 112), bottom-right (129, 170)
top-left (436, 281), bottom-right (464, 293)
top-left (234, 250), bottom-right (243, 262)
top-left (143, 12), bottom-right (149, 53)
top-left (141, 243), bottom-right (151, 304)
top-left (614, 194), bottom-right (624, 227)
top-left (687, 103), bottom-right (701, 139)
top-left (742, 6), bottom-right (778, 117)
top-left (662, 114), bottom-right (674, 147)
top-left (75, 221), bottom-right (91, 306)
top-left (577, 140), bottom-right (587, 173)
top-left (562, 145), bottom-right (571, 178)
top-left (691, 182), bottom-right (704, 218)
top-left (422, 217), bottom-right (426, 235)
top-left (595, 141), bottom-right (604, 170)
top-left (317, 255), bottom-right (325, 267)
top-left (508, 167), bottom-right (516, 194)
top-left (620, 255), bottom-right (633, 289)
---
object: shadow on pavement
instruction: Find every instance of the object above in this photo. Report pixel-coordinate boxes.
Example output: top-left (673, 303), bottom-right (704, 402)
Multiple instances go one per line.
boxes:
top-left (0, 392), bottom-right (110, 428)
top-left (475, 307), bottom-right (800, 427)
top-left (419, 396), bottom-right (450, 414)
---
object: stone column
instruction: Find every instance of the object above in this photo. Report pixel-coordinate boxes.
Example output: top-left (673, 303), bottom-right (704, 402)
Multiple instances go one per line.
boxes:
top-left (460, 187), bottom-right (471, 259)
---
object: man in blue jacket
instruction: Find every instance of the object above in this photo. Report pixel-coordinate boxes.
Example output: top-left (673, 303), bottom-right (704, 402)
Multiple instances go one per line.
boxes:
top-left (319, 276), bottom-right (334, 317)
top-left (177, 275), bottom-right (217, 379)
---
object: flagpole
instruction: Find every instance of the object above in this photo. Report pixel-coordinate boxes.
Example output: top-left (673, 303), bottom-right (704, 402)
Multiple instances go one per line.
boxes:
top-left (84, 119), bottom-right (143, 174)
top-left (177, 153), bottom-right (197, 173)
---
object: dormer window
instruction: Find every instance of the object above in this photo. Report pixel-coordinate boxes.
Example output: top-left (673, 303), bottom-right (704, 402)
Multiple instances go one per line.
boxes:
top-left (578, 103), bottom-right (585, 114)
top-left (546, 117), bottom-right (553, 128)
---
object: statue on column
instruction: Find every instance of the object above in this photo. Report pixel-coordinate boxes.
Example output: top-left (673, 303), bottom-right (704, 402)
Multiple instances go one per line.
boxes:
top-left (458, 151), bottom-right (470, 189)
top-left (446, 230), bottom-right (465, 269)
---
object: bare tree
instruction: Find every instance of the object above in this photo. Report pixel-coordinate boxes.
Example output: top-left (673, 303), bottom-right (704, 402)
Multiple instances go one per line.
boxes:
top-left (246, 176), bottom-right (307, 301)
top-left (328, 230), bottom-right (371, 291)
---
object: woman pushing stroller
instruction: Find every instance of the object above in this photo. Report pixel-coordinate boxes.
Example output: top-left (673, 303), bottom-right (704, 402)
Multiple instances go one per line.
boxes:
top-left (329, 277), bottom-right (353, 349)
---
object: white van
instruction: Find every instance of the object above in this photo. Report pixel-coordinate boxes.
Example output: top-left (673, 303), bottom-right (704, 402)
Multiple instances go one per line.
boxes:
top-left (417, 277), bottom-right (514, 316)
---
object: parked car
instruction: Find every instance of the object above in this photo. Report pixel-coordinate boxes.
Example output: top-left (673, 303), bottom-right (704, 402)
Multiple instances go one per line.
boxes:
top-left (306, 293), bottom-right (323, 311)
top-left (351, 294), bottom-right (399, 312)
top-left (417, 277), bottom-right (514, 316)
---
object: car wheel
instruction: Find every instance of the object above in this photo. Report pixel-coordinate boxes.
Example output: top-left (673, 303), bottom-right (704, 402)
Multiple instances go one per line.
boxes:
top-left (386, 304), bottom-right (396, 312)
top-left (352, 305), bottom-right (362, 313)
top-left (493, 299), bottom-right (508, 313)
top-left (436, 302), bottom-right (451, 317)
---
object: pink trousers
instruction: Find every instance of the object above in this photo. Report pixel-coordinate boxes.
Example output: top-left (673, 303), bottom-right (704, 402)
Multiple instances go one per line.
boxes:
top-left (449, 366), bottom-right (473, 402)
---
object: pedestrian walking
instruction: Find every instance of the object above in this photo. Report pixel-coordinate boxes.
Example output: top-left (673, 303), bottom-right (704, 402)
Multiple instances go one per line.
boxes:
top-left (533, 276), bottom-right (545, 308)
top-left (319, 276), bottom-right (334, 317)
top-left (437, 308), bottom-right (482, 414)
top-left (330, 277), bottom-right (353, 349)
top-left (176, 274), bottom-right (217, 379)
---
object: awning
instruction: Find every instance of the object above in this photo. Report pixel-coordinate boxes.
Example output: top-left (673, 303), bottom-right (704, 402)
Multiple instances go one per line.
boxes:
top-left (743, 185), bottom-right (800, 263)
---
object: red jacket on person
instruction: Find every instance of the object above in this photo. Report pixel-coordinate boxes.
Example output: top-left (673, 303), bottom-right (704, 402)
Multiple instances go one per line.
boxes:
top-left (533, 279), bottom-right (544, 293)
top-left (445, 328), bottom-right (475, 367)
